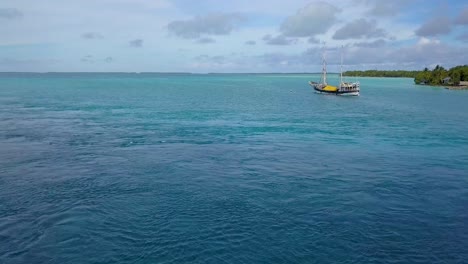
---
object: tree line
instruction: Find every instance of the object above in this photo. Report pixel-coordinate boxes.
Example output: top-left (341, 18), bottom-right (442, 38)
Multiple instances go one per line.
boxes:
top-left (343, 70), bottom-right (419, 78)
top-left (414, 65), bottom-right (468, 85)
top-left (343, 65), bottom-right (468, 86)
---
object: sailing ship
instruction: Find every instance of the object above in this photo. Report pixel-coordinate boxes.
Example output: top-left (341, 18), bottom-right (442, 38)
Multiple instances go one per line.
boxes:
top-left (309, 46), bottom-right (360, 96)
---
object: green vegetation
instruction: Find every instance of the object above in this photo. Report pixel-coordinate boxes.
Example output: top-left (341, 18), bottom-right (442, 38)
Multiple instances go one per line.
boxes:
top-left (344, 65), bottom-right (468, 86)
top-left (343, 70), bottom-right (419, 78)
top-left (414, 65), bottom-right (468, 85)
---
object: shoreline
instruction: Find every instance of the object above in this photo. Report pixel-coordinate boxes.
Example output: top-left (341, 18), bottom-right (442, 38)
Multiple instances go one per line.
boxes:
top-left (415, 83), bottom-right (468, 90)
top-left (445, 86), bottom-right (468, 90)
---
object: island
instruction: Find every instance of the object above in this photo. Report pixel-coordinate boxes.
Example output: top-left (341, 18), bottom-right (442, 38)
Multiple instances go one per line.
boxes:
top-left (414, 65), bottom-right (468, 89)
top-left (343, 70), bottom-right (419, 78)
top-left (344, 65), bottom-right (468, 89)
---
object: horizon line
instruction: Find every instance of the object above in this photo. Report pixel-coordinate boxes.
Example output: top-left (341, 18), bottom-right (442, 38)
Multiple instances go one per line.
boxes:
top-left (0, 70), bottom-right (419, 74)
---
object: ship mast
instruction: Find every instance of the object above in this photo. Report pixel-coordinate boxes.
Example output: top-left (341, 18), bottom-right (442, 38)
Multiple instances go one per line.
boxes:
top-left (340, 45), bottom-right (343, 85)
top-left (322, 45), bottom-right (327, 85)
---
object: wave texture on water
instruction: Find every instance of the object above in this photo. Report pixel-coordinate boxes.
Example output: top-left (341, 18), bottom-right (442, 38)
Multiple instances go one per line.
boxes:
top-left (1, 73), bottom-right (468, 263)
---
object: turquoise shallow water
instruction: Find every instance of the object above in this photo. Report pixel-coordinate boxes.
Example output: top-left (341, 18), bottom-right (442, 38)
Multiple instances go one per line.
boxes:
top-left (1, 73), bottom-right (468, 263)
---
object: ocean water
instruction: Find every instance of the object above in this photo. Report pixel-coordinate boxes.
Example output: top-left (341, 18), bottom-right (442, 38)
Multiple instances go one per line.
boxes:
top-left (1, 73), bottom-right (468, 264)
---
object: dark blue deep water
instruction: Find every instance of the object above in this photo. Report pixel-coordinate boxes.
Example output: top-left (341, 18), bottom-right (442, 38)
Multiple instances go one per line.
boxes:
top-left (1, 73), bottom-right (468, 263)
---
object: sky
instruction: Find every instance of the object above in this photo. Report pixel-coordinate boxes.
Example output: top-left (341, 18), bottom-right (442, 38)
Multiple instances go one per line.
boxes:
top-left (0, 0), bottom-right (467, 72)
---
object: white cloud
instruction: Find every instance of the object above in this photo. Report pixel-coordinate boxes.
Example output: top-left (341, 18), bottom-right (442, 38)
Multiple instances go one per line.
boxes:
top-left (0, 0), bottom-right (465, 72)
top-left (308, 37), bottom-right (320, 44)
top-left (393, 41), bottom-right (466, 66)
top-left (362, 0), bottom-right (413, 17)
top-left (455, 7), bottom-right (468, 24)
top-left (415, 17), bottom-right (452, 36)
top-left (456, 32), bottom-right (468, 42)
top-left (263, 34), bottom-right (298, 45)
top-left (354, 39), bottom-right (387, 48)
top-left (329, 39), bottom-right (467, 68)
top-left (280, 1), bottom-right (340, 37)
top-left (167, 13), bottom-right (245, 39)
top-left (417, 37), bottom-right (440, 45)
top-left (333, 19), bottom-right (387, 40)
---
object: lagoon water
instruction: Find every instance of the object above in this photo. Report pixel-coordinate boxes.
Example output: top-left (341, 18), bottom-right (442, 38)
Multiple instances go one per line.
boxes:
top-left (1, 73), bottom-right (468, 263)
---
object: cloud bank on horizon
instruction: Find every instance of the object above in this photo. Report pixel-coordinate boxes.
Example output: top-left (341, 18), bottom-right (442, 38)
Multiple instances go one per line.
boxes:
top-left (0, 0), bottom-right (467, 72)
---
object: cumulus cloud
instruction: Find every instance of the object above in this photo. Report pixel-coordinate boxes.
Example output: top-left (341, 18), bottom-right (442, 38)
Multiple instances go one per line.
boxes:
top-left (263, 34), bottom-right (297, 45)
top-left (354, 39), bottom-right (387, 48)
top-left (331, 39), bottom-right (467, 67)
top-left (167, 13), bottom-right (245, 39)
top-left (455, 7), bottom-right (468, 24)
top-left (456, 33), bottom-right (468, 42)
top-left (257, 52), bottom-right (303, 66)
top-left (256, 47), bottom-right (336, 70)
top-left (245, 40), bottom-right (256, 45)
top-left (82, 32), bottom-right (103, 39)
top-left (415, 16), bottom-right (452, 36)
top-left (189, 53), bottom-right (300, 72)
top-left (362, 0), bottom-right (412, 17)
top-left (333, 19), bottom-right (387, 39)
top-left (187, 38), bottom-right (468, 72)
top-left (392, 40), bottom-right (466, 66)
top-left (196, 37), bottom-right (215, 44)
top-left (280, 2), bottom-right (340, 37)
top-left (0, 8), bottom-right (22, 19)
top-left (417, 37), bottom-right (440, 46)
top-left (255, 37), bottom-right (468, 70)
top-left (129, 39), bottom-right (143, 47)
top-left (251, 48), bottom-right (351, 69)
top-left (308, 37), bottom-right (320, 44)
top-left (300, 46), bottom-right (373, 66)
top-left (367, 2), bottom-right (399, 16)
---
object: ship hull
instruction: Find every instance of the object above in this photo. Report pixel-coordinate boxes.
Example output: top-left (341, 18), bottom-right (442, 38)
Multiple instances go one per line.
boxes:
top-left (312, 85), bottom-right (359, 96)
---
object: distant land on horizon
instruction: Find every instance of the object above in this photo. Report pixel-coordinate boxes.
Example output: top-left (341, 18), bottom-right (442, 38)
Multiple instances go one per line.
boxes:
top-left (0, 71), bottom-right (418, 76)
top-left (1, 65), bottom-right (467, 83)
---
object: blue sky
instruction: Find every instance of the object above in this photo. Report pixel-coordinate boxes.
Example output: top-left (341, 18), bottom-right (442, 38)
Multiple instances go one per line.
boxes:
top-left (0, 0), bottom-right (467, 72)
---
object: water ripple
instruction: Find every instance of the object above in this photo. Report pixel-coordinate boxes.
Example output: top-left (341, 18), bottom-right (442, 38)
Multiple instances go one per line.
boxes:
top-left (1, 74), bottom-right (468, 263)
